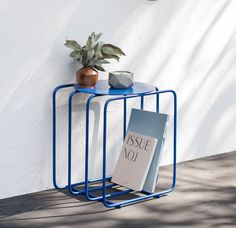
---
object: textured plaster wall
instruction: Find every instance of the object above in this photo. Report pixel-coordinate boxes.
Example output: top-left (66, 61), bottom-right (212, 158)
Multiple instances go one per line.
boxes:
top-left (0, 0), bottom-right (236, 199)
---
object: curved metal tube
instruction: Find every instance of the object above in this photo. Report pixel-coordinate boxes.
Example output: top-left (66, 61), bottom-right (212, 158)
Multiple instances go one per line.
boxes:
top-left (52, 84), bottom-right (74, 190)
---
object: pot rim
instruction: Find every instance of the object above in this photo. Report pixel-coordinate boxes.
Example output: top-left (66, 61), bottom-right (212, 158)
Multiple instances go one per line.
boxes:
top-left (109, 70), bottom-right (133, 74)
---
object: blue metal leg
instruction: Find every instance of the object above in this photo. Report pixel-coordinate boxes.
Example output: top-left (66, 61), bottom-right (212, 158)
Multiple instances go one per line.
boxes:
top-left (171, 90), bottom-right (177, 189)
top-left (156, 87), bottom-right (159, 112)
top-left (52, 84), bottom-right (74, 190)
top-left (103, 100), bottom-right (109, 206)
top-left (123, 95), bottom-right (127, 140)
top-left (67, 90), bottom-right (82, 195)
top-left (140, 95), bottom-right (144, 110)
top-left (84, 95), bottom-right (102, 200)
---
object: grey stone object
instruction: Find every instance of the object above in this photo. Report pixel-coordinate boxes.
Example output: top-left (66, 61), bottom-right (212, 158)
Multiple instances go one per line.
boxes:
top-left (109, 71), bottom-right (134, 89)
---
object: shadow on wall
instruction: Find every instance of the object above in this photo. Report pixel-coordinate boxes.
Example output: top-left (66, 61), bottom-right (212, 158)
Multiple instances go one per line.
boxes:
top-left (177, 0), bottom-right (236, 160)
top-left (0, 0), bottom-right (236, 199)
top-left (50, 0), bottom-right (151, 184)
top-left (54, 0), bottom-right (236, 184)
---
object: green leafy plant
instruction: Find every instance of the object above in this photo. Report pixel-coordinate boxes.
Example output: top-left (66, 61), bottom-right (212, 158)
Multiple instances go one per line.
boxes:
top-left (65, 32), bottom-right (125, 71)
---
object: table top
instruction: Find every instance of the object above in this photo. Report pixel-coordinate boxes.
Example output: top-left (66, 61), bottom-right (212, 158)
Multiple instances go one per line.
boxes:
top-left (74, 80), bottom-right (155, 95)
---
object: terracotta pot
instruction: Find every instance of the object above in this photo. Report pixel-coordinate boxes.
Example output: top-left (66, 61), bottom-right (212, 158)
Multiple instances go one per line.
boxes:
top-left (76, 66), bottom-right (98, 87)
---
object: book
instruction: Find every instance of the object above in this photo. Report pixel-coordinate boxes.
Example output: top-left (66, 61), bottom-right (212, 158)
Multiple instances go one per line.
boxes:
top-left (111, 131), bottom-right (158, 191)
top-left (126, 108), bottom-right (169, 193)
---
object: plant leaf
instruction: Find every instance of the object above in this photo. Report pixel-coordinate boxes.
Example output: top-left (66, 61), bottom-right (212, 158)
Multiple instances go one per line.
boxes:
top-left (86, 32), bottom-right (97, 51)
top-left (69, 50), bottom-right (82, 62)
top-left (101, 44), bottom-right (125, 56)
top-left (65, 40), bottom-right (81, 50)
top-left (85, 36), bottom-right (92, 51)
top-left (95, 33), bottom-right (103, 41)
top-left (87, 49), bottom-right (95, 61)
top-left (74, 53), bottom-right (82, 61)
top-left (87, 58), bottom-right (109, 67)
top-left (102, 53), bottom-right (120, 61)
top-left (94, 65), bottom-right (105, 71)
top-left (81, 48), bottom-right (89, 65)
top-left (94, 50), bottom-right (103, 59)
top-left (91, 32), bottom-right (96, 38)
top-left (69, 50), bottom-right (80, 57)
top-left (99, 59), bottom-right (110, 64)
top-left (95, 41), bottom-right (104, 53)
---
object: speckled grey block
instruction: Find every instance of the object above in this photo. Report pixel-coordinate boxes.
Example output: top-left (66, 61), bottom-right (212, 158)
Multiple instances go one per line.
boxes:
top-left (109, 71), bottom-right (134, 89)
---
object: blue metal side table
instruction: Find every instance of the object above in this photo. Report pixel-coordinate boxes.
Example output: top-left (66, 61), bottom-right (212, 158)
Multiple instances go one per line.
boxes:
top-left (53, 80), bottom-right (177, 208)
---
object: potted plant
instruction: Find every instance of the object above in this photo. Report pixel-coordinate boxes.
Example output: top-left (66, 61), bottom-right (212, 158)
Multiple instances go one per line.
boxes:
top-left (65, 32), bottom-right (125, 87)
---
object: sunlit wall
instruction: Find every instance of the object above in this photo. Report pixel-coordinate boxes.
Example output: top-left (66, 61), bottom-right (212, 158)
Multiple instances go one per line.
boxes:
top-left (0, 0), bottom-right (235, 199)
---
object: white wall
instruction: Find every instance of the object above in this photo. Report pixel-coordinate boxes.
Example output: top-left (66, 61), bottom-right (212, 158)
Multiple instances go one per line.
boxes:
top-left (0, 0), bottom-right (236, 199)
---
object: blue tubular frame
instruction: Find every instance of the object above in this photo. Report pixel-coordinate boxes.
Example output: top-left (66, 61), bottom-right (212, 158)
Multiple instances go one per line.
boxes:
top-left (83, 94), bottom-right (130, 201)
top-left (140, 95), bottom-right (144, 110)
top-left (84, 94), bottom-right (97, 199)
top-left (156, 87), bottom-right (160, 112)
top-left (102, 90), bottom-right (177, 208)
top-left (53, 84), bottom-right (177, 208)
top-left (52, 84), bottom-right (74, 190)
top-left (67, 90), bottom-right (81, 195)
top-left (83, 94), bottom-right (115, 201)
top-left (68, 93), bottom-right (114, 196)
top-left (123, 95), bottom-right (127, 140)
top-left (53, 85), bottom-right (110, 194)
